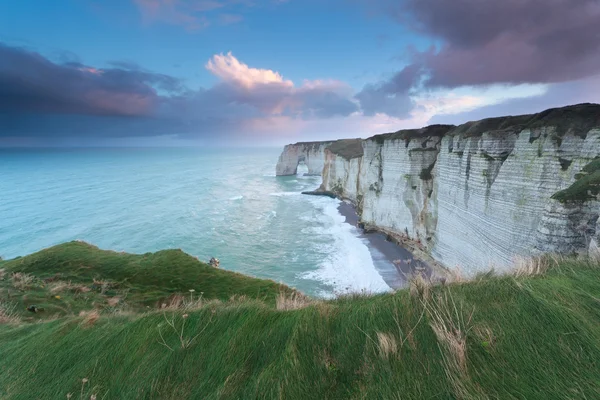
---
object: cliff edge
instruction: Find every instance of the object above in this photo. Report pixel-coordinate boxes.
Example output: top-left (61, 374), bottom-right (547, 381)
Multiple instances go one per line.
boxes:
top-left (279, 103), bottom-right (600, 274)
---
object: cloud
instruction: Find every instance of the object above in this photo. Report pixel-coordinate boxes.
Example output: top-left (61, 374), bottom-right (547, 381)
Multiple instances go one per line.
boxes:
top-left (0, 43), bottom-right (182, 118)
top-left (133, 0), bottom-right (277, 30)
top-left (0, 44), bottom-right (358, 144)
top-left (206, 52), bottom-right (292, 88)
top-left (203, 52), bottom-right (359, 117)
top-left (429, 76), bottom-right (600, 125)
top-left (355, 0), bottom-right (600, 116)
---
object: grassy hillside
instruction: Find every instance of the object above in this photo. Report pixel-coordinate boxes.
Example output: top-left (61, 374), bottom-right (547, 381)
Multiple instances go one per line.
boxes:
top-left (0, 242), bottom-right (295, 321)
top-left (1, 246), bottom-right (600, 399)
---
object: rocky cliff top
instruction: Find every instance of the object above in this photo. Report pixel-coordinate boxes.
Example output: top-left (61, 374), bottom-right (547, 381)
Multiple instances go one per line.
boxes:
top-left (283, 103), bottom-right (600, 156)
top-left (368, 125), bottom-right (455, 144)
top-left (288, 140), bottom-right (334, 149)
top-left (452, 103), bottom-right (600, 139)
top-left (363, 103), bottom-right (600, 146)
top-left (327, 139), bottom-right (364, 160)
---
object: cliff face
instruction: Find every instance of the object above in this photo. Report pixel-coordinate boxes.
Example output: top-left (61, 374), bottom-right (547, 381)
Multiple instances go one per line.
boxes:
top-left (283, 104), bottom-right (600, 274)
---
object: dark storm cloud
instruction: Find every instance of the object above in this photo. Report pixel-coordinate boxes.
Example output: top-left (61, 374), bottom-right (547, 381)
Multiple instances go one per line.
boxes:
top-left (0, 43), bottom-right (182, 117)
top-left (0, 43), bottom-right (358, 142)
top-left (354, 63), bottom-right (421, 118)
top-left (355, 0), bottom-right (600, 115)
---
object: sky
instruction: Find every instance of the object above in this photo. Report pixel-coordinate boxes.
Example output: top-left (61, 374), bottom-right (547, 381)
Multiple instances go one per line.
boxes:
top-left (0, 0), bottom-right (599, 147)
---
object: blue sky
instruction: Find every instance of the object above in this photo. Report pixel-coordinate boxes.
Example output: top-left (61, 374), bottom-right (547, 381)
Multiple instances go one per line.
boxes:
top-left (0, 0), bottom-right (425, 88)
top-left (0, 0), bottom-right (599, 146)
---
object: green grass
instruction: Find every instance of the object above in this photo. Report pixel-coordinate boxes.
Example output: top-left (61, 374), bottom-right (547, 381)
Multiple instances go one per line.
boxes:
top-left (451, 103), bottom-right (600, 139)
top-left (0, 242), bottom-right (295, 321)
top-left (369, 124), bottom-right (455, 144)
top-left (1, 247), bottom-right (600, 399)
top-left (327, 139), bottom-right (364, 160)
top-left (552, 157), bottom-right (600, 202)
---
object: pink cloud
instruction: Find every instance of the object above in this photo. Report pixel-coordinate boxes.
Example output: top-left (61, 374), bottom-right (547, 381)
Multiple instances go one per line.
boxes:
top-left (204, 52), bottom-right (359, 117)
top-left (206, 52), bottom-right (292, 88)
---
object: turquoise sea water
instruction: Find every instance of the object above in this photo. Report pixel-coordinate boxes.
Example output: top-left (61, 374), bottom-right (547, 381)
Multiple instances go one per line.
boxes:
top-left (0, 148), bottom-right (391, 297)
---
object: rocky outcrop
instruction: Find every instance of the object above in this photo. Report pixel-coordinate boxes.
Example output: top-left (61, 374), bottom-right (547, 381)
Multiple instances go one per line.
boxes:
top-left (275, 139), bottom-right (363, 176)
top-left (282, 103), bottom-right (600, 274)
top-left (276, 141), bottom-right (332, 176)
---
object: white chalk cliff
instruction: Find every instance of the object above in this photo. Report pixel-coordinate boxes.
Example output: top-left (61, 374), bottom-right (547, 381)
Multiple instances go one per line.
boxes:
top-left (276, 104), bottom-right (600, 274)
top-left (275, 142), bottom-right (333, 176)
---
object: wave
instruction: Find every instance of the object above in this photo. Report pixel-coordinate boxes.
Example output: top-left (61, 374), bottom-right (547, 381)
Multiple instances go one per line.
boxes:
top-left (269, 192), bottom-right (301, 197)
top-left (300, 199), bottom-right (391, 297)
top-left (229, 195), bottom-right (244, 201)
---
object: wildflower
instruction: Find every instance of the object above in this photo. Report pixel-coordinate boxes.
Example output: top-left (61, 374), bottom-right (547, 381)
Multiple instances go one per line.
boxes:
top-left (183, 314), bottom-right (189, 319)
top-left (55, 295), bottom-right (61, 300)
top-left (82, 378), bottom-right (88, 383)
top-left (90, 395), bottom-right (97, 400)
top-left (67, 394), bottom-right (72, 399)
top-left (189, 289), bottom-right (195, 293)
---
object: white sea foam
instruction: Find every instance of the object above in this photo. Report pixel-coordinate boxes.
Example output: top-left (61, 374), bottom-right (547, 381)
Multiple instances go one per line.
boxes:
top-left (269, 192), bottom-right (302, 197)
top-left (301, 198), bottom-right (391, 297)
top-left (229, 195), bottom-right (244, 201)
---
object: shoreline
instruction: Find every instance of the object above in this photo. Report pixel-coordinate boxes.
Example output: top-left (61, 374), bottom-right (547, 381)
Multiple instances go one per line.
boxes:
top-left (336, 201), bottom-right (432, 290)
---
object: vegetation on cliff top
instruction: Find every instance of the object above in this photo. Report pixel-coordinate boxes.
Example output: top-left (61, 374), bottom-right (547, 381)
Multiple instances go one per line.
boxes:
top-left (282, 104), bottom-right (599, 157)
top-left (0, 241), bottom-right (294, 321)
top-left (369, 124), bottom-right (455, 144)
top-left (552, 157), bottom-right (600, 203)
top-left (442, 103), bottom-right (600, 140)
top-left (1, 244), bottom-right (600, 399)
top-left (327, 139), bottom-right (364, 160)
top-left (361, 103), bottom-right (600, 147)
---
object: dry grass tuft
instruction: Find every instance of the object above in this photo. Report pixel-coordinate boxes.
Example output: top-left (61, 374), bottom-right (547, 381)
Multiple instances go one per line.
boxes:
top-left (473, 326), bottom-right (495, 349)
top-left (376, 332), bottom-right (398, 358)
top-left (447, 266), bottom-right (466, 283)
top-left (0, 301), bottom-right (20, 324)
top-left (11, 272), bottom-right (37, 290)
top-left (106, 297), bottom-right (121, 307)
top-left (73, 285), bottom-right (91, 294)
top-left (49, 280), bottom-right (71, 294)
top-left (79, 310), bottom-right (101, 327)
top-left (160, 294), bottom-right (185, 310)
top-left (425, 290), bottom-right (477, 398)
top-left (49, 280), bottom-right (91, 294)
top-left (0, 268), bottom-right (6, 281)
top-left (409, 273), bottom-right (431, 300)
top-left (228, 294), bottom-right (248, 303)
top-left (93, 279), bottom-right (113, 294)
top-left (513, 255), bottom-right (553, 277)
top-left (426, 291), bottom-right (474, 374)
top-left (276, 292), bottom-right (312, 311)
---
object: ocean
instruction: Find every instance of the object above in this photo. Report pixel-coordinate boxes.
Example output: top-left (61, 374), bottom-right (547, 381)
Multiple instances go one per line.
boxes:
top-left (0, 148), bottom-right (398, 297)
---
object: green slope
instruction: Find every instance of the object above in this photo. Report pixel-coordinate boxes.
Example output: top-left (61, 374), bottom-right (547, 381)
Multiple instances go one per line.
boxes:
top-left (0, 242), bottom-right (295, 321)
top-left (1, 246), bottom-right (600, 399)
